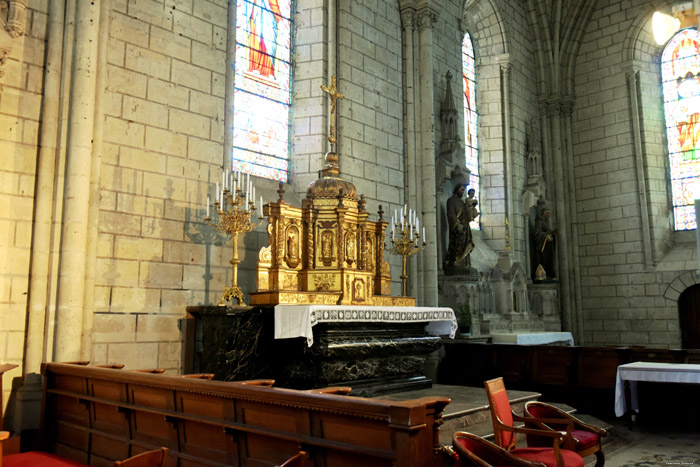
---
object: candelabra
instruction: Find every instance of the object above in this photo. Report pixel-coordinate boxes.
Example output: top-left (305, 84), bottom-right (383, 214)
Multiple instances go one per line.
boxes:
top-left (387, 205), bottom-right (426, 296)
top-left (206, 169), bottom-right (263, 306)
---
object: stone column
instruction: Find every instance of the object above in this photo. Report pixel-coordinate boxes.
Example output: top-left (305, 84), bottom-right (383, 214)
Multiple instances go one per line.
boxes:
top-left (497, 54), bottom-right (513, 253)
top-left (18, 0), bottom-right (66, 431)
top-left (546, 98), bottom-right (573, 335)
top-left (624, 66), bottom-right (653, 268)
top-left (400, 7), bottom-right (420, 303)
top-left (81, 0), bottom-right (111, 361)
top-left (416, 7), bottom-right (439, 306)
top-left (561, 96), bottom-right (584, 343)
top-left (223, 0), bottom-right (237, 174)
top-left (54, 0), bottom-right (101, 361)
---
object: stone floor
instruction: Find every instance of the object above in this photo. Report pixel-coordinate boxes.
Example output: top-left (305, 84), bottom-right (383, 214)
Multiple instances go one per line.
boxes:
top-left (378, 384), bottom-right (700, 466)
top-left (600, 417), bottom-right (700, 467)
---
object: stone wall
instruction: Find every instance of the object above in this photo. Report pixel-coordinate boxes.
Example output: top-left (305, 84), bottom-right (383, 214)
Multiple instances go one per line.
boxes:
top-left (573, 0), bottom-right (686, 347)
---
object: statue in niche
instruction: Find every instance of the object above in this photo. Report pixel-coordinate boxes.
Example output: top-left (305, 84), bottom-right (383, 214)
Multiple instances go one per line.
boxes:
top-left (285, 227), bottom-right (300, 268)
top-left (444, 183), bottom-right (476, 274)
top-left (533, 203), bottom-right (556, 279)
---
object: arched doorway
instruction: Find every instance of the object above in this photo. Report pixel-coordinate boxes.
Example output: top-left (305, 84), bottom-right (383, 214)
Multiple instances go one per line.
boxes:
top-left (679, 284), bottom-right (700, 349)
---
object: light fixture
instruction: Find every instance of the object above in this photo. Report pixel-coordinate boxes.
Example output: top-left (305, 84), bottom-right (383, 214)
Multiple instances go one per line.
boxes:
top-left (653, 11), bottom-right (681, 45)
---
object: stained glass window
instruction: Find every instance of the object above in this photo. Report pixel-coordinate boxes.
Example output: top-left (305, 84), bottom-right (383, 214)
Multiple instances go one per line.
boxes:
top-left (234, 0), bottom-right (292, 182)
top-left (462, 32), bottom-right (480, 228)
top-left (662, 28), bottom-right (700, 230)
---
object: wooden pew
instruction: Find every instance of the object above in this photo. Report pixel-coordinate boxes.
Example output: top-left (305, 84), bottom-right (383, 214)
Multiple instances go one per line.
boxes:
top-left (40, 362), bottom-right (452, 467)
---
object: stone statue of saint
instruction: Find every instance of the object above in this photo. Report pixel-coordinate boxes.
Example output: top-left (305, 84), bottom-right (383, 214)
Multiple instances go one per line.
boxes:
top-left (534, 205), bottom-right (555, 279)
top-left (444, 184), bottom-right (475, 273)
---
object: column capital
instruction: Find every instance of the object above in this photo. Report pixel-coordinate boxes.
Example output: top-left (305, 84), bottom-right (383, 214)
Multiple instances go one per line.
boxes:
top-left (561, 96), bottom-right (575, 117)
top-left (417, 8), bottom-right (438, 30)
top-left (400, 8), bottom-right (416, 30)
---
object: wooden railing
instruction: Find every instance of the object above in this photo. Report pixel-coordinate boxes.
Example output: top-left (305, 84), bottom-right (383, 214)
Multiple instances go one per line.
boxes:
top-left (40, 362), bottom-right (452, 466)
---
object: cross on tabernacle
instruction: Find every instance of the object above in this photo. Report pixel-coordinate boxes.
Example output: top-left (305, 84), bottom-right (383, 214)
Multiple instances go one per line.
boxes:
top-left (321, 75), bottom-right (344, 147)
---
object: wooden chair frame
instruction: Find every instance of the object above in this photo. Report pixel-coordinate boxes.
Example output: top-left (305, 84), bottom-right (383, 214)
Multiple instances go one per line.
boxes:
top-left (452, 431), bottom-right (545, 467)
top-left (524, 401), bottom-right (606, 466)
top-left (483, 378), bottom-right (580, 467)
top-left (113, 447), bottom-right (168, 467)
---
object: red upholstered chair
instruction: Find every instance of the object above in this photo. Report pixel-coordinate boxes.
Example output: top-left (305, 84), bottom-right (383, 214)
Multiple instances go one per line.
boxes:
top-left (453, 431), bottom-right (545, 467)
top-left (524, 401), bottom-right (607, 467)
top-left (276, 451), bottom-right (306, 467)
top-left (483, 378), bottom-right (584, 467)
top-left (114, 447), bottom-right (168, 467)
top-left (3, 452), bottom-right (88, 467)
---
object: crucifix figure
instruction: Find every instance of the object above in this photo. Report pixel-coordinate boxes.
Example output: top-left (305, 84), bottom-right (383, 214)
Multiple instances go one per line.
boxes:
top-left (321, 75), bottom-right (344, 149)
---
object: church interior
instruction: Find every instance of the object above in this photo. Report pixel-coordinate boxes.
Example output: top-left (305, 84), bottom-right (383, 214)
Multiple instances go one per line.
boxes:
top-left (2, 0), bottom-right (700, 465)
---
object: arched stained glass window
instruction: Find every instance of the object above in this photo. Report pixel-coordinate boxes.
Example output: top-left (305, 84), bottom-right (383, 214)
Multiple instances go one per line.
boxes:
top-left (233, 0), bottom-right (293, 182)
top-left (662, 28), bottom-right (700, 230)
top-left (462, 32), bottom-right (479, 228)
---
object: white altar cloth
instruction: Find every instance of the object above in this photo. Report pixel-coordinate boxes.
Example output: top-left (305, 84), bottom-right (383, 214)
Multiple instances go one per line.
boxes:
top-left (491, 332), bottom-right (574, 346)
top-left (274, 305), bottom-right (458, 346)
top-left (614, 362), bottom-right (700, 417)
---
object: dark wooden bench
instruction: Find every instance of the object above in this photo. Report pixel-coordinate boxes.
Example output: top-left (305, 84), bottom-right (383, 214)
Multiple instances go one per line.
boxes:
top-left (40, 362), bottom-right (452, 466)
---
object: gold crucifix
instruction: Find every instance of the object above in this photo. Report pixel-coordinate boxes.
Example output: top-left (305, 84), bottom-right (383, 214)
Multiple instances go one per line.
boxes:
top-left (321, 75), bottom-right (344, 148)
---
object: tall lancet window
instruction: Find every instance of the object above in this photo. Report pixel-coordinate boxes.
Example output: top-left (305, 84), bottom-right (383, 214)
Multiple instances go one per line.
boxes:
top-left (233, 0), bottom-right (293, 182)
top-left (662, 28), bottom-right (700, 230)
top-left (462, 32), bottom-right (479, 227)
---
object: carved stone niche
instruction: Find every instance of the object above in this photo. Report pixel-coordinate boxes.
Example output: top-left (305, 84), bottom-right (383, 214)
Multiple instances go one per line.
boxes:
top-left (0, 0), bottom-right (27, 82)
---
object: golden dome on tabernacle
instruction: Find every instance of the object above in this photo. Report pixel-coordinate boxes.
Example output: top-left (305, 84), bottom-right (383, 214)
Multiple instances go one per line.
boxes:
top-left (306, 151), bottom-right (358, 200)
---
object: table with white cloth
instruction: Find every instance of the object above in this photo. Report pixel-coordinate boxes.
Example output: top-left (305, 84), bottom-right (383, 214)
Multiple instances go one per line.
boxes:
top-left (614, 361), bottom-right (700, 417)
top-left (490, 332), bottom-right (574, 346)
top-left (274, 305), bottom-right (458, 346)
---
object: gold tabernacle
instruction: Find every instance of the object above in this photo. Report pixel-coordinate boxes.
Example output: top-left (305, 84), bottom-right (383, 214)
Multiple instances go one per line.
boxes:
top-left (250, 76), bottom-right (415, 307)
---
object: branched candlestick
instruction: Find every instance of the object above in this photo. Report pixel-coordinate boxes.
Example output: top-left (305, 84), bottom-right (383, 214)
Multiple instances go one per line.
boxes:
top-left (387, 205), bottom-right (426, 296)
top-left (206, 169), bottom-right (263, 306)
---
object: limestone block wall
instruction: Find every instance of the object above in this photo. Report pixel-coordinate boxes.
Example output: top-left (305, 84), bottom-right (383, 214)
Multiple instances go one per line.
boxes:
top-left (0, 0), bottom-right (47, 424)
top-left (95, 0), bottom-right (231, 370)
top-left (573, 0), bottom-right (685, 348)
top-left (336, 0), bottom-right (405, 294)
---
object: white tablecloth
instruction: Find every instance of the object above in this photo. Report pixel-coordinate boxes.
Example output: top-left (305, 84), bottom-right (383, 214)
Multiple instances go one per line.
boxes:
top-left (491, 332), bottom-right (574, 346)
top-left (614, 362), bottom-right (700, 417)
top-left (274, 305), bottom-right (457, 346)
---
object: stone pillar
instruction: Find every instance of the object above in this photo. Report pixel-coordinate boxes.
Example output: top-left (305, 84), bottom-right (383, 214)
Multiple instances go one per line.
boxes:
top-left (81, 0), bottom-right (110, 361)
top-left (223, 0), bottom-right (237, 174)
top-left (624, 66), bottom-right (653, 268)
top-left (545, 98), bottom-right (573, 335)
top-left (400, 7), bottom-right (420, 303)
top-left (54, 0), bottom-right (101, 361)
top-left (497, 54), bottom-right (513, 254)
top-left (416, 7), bottom-right (439, 306)
top-left (561, 96), bottom-right (583, 344)
top-left (18, 0), bottom-right (66, 432)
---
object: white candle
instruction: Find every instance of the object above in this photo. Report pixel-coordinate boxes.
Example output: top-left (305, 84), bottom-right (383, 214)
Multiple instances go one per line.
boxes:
top-left (260, 195), bottom-right (263, 214)
top-left (232, 181), bottom-right (236, 198)
top-left (220, 190), bottom-right (224, 207)
top-left (206, 195), bottom-right (210, 218)
top-left (215, 182), bottom-right (219, 201)
top-left (252, 186), bottom-right (255, 203)
top-left (245, 189), bottom-right (249, 208)
top-left (391, 223), bottom-right (394, 239)
top-left (423, 226), bottom-right (425, 241)
top-left (222, 171), bottom-right (226, 190)
top-left (394, 209), bottom-right (397, 222)
top-left (404, 204), bottom-right (407, 214)
top-left (246, 172), bottom-right (250, 193)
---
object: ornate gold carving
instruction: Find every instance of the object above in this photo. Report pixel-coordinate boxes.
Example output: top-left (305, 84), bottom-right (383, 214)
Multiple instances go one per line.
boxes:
top-left (285, 225), bottom-right (301, 268)
top-left (283, 274), bottom-right (298, 290)
top-left (321, 230), bottom-right (335, 266)
top-left (345, 231), bottom-right (357, 266)
top-left (313, 274), bottom-right (334, 292)
top-left (352, 278), bottom-right (365, 302)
